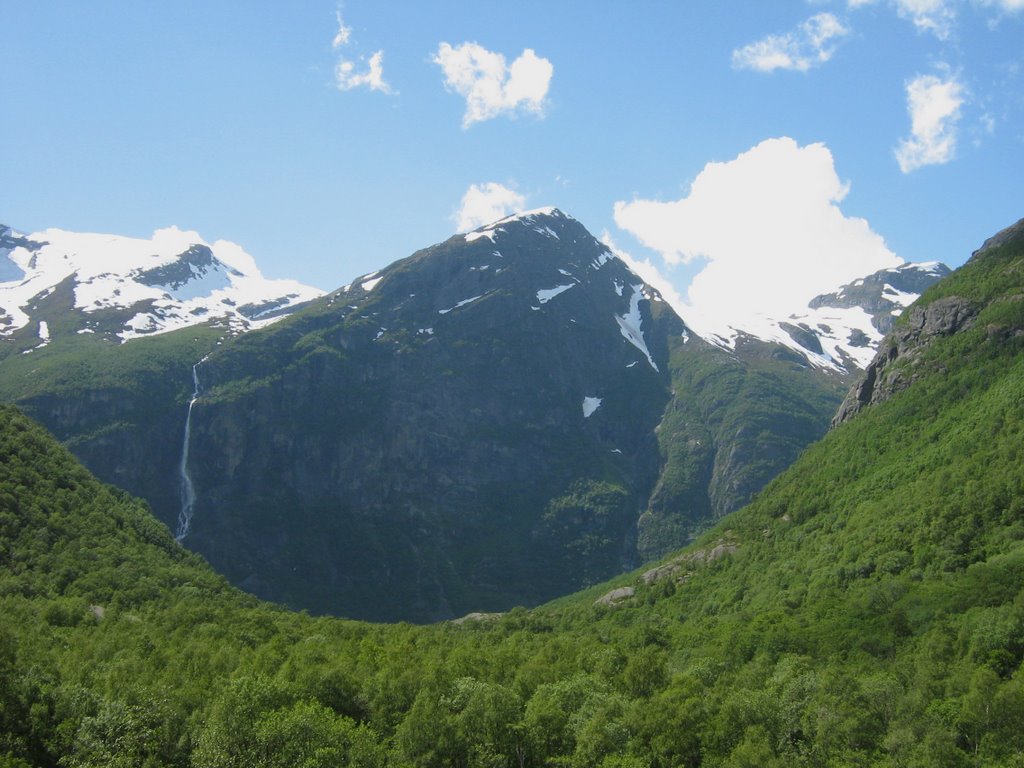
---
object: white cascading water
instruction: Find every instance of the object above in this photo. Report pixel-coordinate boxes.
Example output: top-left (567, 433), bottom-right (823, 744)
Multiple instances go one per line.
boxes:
top-left (175, 358), bottom-right (207, 541)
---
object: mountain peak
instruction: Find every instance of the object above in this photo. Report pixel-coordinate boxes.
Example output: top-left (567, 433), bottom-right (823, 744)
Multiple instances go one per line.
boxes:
top-left (462, 207), bottom-right (571, 243)
top-left (0, 224), bottom-right (323, 344)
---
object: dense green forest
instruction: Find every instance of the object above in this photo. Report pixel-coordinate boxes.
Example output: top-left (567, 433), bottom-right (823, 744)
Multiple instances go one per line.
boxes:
top-left (2, 222), bottom-right (1024, 766)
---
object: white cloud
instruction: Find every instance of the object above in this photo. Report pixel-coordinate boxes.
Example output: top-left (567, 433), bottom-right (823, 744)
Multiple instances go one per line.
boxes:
top-left (433, 42), bottom-right (553, 128)
top-left (732, 13), bottom-right (849, 72)
top-left (613, 137), bottom-right (901, 332)
top-left (977, 0), bottom-right (1024, 13)
top-left (848, 0), bottom-right (957, 37)
top-left (894, 72), bottom-right (965, 172)
top-left (453, 182), bottom-right (526, 232)
top-left (893, 0), bottom-right (956, 38)
top-left (335, 51), bottom-right (393, 94)
top-left (332, 10), bottom-right (352, 49)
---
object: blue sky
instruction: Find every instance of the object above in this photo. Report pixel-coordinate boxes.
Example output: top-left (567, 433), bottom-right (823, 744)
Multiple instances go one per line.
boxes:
top-left (3, 1), bottom-right (1022, 320)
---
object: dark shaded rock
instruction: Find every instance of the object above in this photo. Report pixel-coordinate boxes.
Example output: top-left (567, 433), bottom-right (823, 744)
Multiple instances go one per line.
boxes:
top-left (833, 295), bottom-right (977, 426)
top-left (779, 322), bottom-right (825, 355)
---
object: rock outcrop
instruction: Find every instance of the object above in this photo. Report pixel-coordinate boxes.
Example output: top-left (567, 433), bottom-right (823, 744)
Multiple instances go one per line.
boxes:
top-left (833, 296), bottom-right (977, 427)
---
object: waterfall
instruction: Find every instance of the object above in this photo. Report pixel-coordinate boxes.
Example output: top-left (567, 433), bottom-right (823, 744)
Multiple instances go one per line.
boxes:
top-left (175, 358), bottom-right (206, 541)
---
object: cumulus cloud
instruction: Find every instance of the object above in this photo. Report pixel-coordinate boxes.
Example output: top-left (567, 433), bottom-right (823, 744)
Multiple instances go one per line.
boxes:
top-left (732, 13), bottom-right (849, 72)
top-left (335, 51), bottom-right (393, 94)
top-left (894, 72), bottom-right (965, 172)
top-left (613, 137), bottom-right (901, 331)
top-left (454, 182), bottom-right (526, 232)
top-left (434, 42), bottom-right (553, 128)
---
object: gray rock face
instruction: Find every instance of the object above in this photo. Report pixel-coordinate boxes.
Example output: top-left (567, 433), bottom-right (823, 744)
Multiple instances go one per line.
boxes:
top-left (810, 262), bottom-right (952, 336)
top-left (595, 586), bottom-right (635, 606)
top-left (832, 295), bottom-right (977, 426)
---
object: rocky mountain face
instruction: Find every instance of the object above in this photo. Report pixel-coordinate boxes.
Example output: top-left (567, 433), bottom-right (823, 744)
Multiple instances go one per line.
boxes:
top-left (832, 217), bottom-right (1024, 427)
top-left (0, 210), bottom-right (950, 621)
top-left (180, 209), bottom-right (686, 620)
top-left (0, 223), bottom-right (322, 345)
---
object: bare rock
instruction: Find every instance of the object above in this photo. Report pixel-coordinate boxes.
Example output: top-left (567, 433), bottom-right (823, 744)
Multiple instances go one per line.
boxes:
top-left (595, 586), bottom-right (635, 606)
top-left (833, 296), bottom-right (976, 427)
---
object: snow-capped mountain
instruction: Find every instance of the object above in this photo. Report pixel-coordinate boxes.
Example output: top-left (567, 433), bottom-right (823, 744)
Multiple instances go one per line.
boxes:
top-left (0, 208), bottom-right (891, 621)
top-left (0, 223), bottom-right (323, 344)
top-left (685, 261), bottom-right (950, 372)
top-left (321, 206), bottom-right (674, 375)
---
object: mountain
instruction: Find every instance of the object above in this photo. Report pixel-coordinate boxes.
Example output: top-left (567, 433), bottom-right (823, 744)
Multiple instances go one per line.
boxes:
top-left (687, 260), bottom-right (951, 372)
top-left (0, 210), bottom-right (945, 621)
top-left (174, 208), bottom-right (687, 620)
top-left (1, 215), bottom-right (1022, 767)
top-left (0, 223), bottom-right (322, 347)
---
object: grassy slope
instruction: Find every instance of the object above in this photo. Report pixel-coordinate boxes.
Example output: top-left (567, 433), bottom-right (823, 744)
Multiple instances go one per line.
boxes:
top-left (1, 224), bottom-right (1023, 766)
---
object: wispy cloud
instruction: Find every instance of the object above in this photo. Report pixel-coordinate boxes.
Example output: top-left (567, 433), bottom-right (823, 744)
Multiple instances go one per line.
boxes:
top-left (331, 10), bottom-right (393, 95)
top-left (434, 42), bottom-right (553, 128)
top-left (453, 182), bottom-right (526, 231)
top-left (336, 51), bottom-right (393, 94)
top-left (895, 71), bottom-right (965, 172)
top-left (732, 13), bottom-right (850, 72)
top-left (332, 10), bottom-right (352, 50)
top-left (847, 0), bottom-right (956, 38)
top-left (982, 0), bottom-right (1024, 12)
top-left (893, 0), bottom-right (957, 39)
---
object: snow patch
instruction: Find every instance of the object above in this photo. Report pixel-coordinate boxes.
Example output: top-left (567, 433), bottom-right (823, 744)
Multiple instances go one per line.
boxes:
top-left (615, 285), bottom-right (659, 372)
top-left (439, 293), bottom-right (487, 314)
top-left (37, 321), bottom-right (50, 342)
top-left (591, 248), bottom-right (614, 270)
top-left (582, 396), bottom-right (602, 418)
top-left (464, 229), bottom-right (500, 243)
top-left (916, 261), bottom-right (946, 275)
top-left (536, 283), bottom-right (575, 305)
top-left (882, 284), bottom-right (917, 307)
top-left (361, 275), bottom-right (383, 292)
top-left (417, 327), bottom-right (434, 335)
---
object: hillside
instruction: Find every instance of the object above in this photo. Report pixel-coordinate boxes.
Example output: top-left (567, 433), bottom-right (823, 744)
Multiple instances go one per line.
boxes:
top-left (175, 209), bottom-right (848, 620)
top-left (1, 210), bottom-right (857, 621)
top-left (1, 216), bottom-right (1022, 766)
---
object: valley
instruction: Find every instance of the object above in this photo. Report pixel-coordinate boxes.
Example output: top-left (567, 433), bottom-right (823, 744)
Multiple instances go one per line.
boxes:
top-left (0, 210), bottom-right (945, 621)
top-left (0, 215), bottom-right (1021, 765)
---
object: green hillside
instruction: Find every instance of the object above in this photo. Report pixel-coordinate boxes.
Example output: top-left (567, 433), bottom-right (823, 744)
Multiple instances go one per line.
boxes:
top-left (2, 219), bottom-right (1023, 766)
